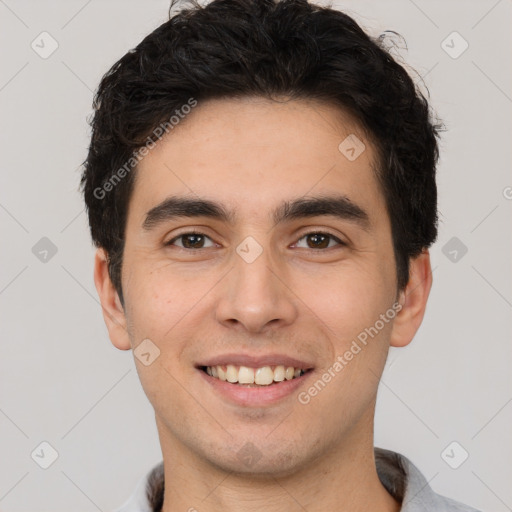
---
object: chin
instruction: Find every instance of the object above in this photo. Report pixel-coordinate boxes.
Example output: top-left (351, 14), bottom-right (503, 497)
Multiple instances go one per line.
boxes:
top-left (197, 431), bottom-right (320, 479)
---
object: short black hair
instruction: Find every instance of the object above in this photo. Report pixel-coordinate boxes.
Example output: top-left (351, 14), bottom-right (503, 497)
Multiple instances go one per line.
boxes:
top-left (80, 0), bottom-right (443, 307)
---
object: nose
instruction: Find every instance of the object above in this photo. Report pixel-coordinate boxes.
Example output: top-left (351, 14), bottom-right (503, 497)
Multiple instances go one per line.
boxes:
top-left (215, 242), bottom-right (298, 334)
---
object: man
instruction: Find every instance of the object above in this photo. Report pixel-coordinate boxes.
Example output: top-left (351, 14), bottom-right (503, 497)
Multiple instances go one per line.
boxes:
top-left (80, 0), bottom-right (480, 510)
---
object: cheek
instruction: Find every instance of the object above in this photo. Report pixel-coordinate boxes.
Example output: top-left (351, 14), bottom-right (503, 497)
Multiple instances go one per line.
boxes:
top-left (302, 265), bottom-right (392, 343)
top-left (126, 261), bottom-right (201, 330)
top-left (296, 272), bottom-right (395, 426)
top-left (124, 267), bottom-right (205, 412)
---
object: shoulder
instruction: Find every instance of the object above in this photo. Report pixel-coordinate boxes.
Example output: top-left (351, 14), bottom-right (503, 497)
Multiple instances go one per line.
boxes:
top-left (375, 447), bottom-right (481, 512)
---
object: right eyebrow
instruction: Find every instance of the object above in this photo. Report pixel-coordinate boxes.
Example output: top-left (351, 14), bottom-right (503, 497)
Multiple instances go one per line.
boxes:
top-left (142, 196), bottom-right (235, 231)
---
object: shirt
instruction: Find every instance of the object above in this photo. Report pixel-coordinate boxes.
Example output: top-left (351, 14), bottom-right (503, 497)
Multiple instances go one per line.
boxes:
top-left (114, 447), bottom-right (481, 512)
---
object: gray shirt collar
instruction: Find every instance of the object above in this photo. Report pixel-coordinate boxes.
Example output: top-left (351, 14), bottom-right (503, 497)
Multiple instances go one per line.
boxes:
top-left (115, 447), bottom-right (480, 511)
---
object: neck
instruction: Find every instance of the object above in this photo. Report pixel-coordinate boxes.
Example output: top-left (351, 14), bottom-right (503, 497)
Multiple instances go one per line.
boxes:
top-left (157, 411), bottom-right (401, 512)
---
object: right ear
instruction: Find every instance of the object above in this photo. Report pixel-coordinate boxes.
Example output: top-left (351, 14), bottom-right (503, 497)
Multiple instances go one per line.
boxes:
top-left (93, 248), bottom-right (131, 350)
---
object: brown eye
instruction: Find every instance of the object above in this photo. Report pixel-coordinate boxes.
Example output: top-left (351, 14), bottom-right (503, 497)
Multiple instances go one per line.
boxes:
top-left (166, 232), bottom-right (215, 249)
top-left (295, 232), bottom-right (344, 250)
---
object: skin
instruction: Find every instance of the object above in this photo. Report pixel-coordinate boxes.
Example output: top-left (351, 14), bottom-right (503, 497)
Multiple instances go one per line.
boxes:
top-left (94, 96), bottom-right (432, 512)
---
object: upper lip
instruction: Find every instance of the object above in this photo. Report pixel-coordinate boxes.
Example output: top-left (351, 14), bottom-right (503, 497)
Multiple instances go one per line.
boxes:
top-left (197, 353), bottom-right (314, 370)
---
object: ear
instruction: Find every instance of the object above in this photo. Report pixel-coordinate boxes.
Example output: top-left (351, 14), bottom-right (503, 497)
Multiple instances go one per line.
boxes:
top-left (390, 250), bottom-right (433, 348)
top-left (93, 247), bottom-right (131, 351)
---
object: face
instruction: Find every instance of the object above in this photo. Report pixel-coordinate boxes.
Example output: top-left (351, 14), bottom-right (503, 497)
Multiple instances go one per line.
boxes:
top-left (97, 96), bottom-right (423, 477)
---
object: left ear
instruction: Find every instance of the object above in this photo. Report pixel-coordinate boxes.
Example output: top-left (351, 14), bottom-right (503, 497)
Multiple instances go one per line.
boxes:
top-left (390, 250), bottom-right (433, 348)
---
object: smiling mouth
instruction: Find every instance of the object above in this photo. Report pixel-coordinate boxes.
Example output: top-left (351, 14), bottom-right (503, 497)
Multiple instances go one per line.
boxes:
top-left (200, 364), bottom-right (313, 387)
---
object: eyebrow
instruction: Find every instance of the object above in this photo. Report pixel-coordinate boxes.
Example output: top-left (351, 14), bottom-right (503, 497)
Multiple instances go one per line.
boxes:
top-left (142, 194), bottom-right (371, 231)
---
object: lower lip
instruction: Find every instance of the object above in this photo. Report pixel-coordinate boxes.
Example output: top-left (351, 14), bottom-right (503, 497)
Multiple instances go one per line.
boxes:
top-left (198, 368), bottom-right (313, 406)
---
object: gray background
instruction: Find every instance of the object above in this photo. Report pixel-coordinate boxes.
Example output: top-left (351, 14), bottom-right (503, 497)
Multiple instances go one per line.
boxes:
top-left (0, 0), bottom-right (510, 510)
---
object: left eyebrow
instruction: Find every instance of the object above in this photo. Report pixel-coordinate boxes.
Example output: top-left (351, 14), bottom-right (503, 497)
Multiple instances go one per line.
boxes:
top-left (272, 195), bottom-right (371, 231)
top-left (141, 194), bottom-right (371, 232)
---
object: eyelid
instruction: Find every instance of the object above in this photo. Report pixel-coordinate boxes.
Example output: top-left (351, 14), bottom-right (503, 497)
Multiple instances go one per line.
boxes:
top-left (165, 229), bottom-right (217, 248)
top-left (165, 228), bottom-right (347, 250)
top-left (293, 229), bottom-right (347, 248)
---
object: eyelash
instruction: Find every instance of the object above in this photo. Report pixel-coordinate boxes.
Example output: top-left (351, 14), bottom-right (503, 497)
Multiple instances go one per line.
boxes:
top-left (165, 230), bottom-right (346, 251)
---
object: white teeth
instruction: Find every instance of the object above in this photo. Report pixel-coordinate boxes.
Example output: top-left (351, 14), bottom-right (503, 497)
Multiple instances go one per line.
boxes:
top-left (274, 365), bottom-right (285, 382)
top-left (226, 364), bottom-right (238, 383)
top-left (255, 366), bottom-right (274, 385)
top-left (217, 366), bottom-right (227, 381)
top-left (238, 366), bottom-right (255, 384)
top-left (204, 364), bottom-right (307, 385)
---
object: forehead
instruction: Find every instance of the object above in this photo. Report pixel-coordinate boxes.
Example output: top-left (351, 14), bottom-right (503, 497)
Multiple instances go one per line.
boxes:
top-left (129, 96), bottom-right (385, 223)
